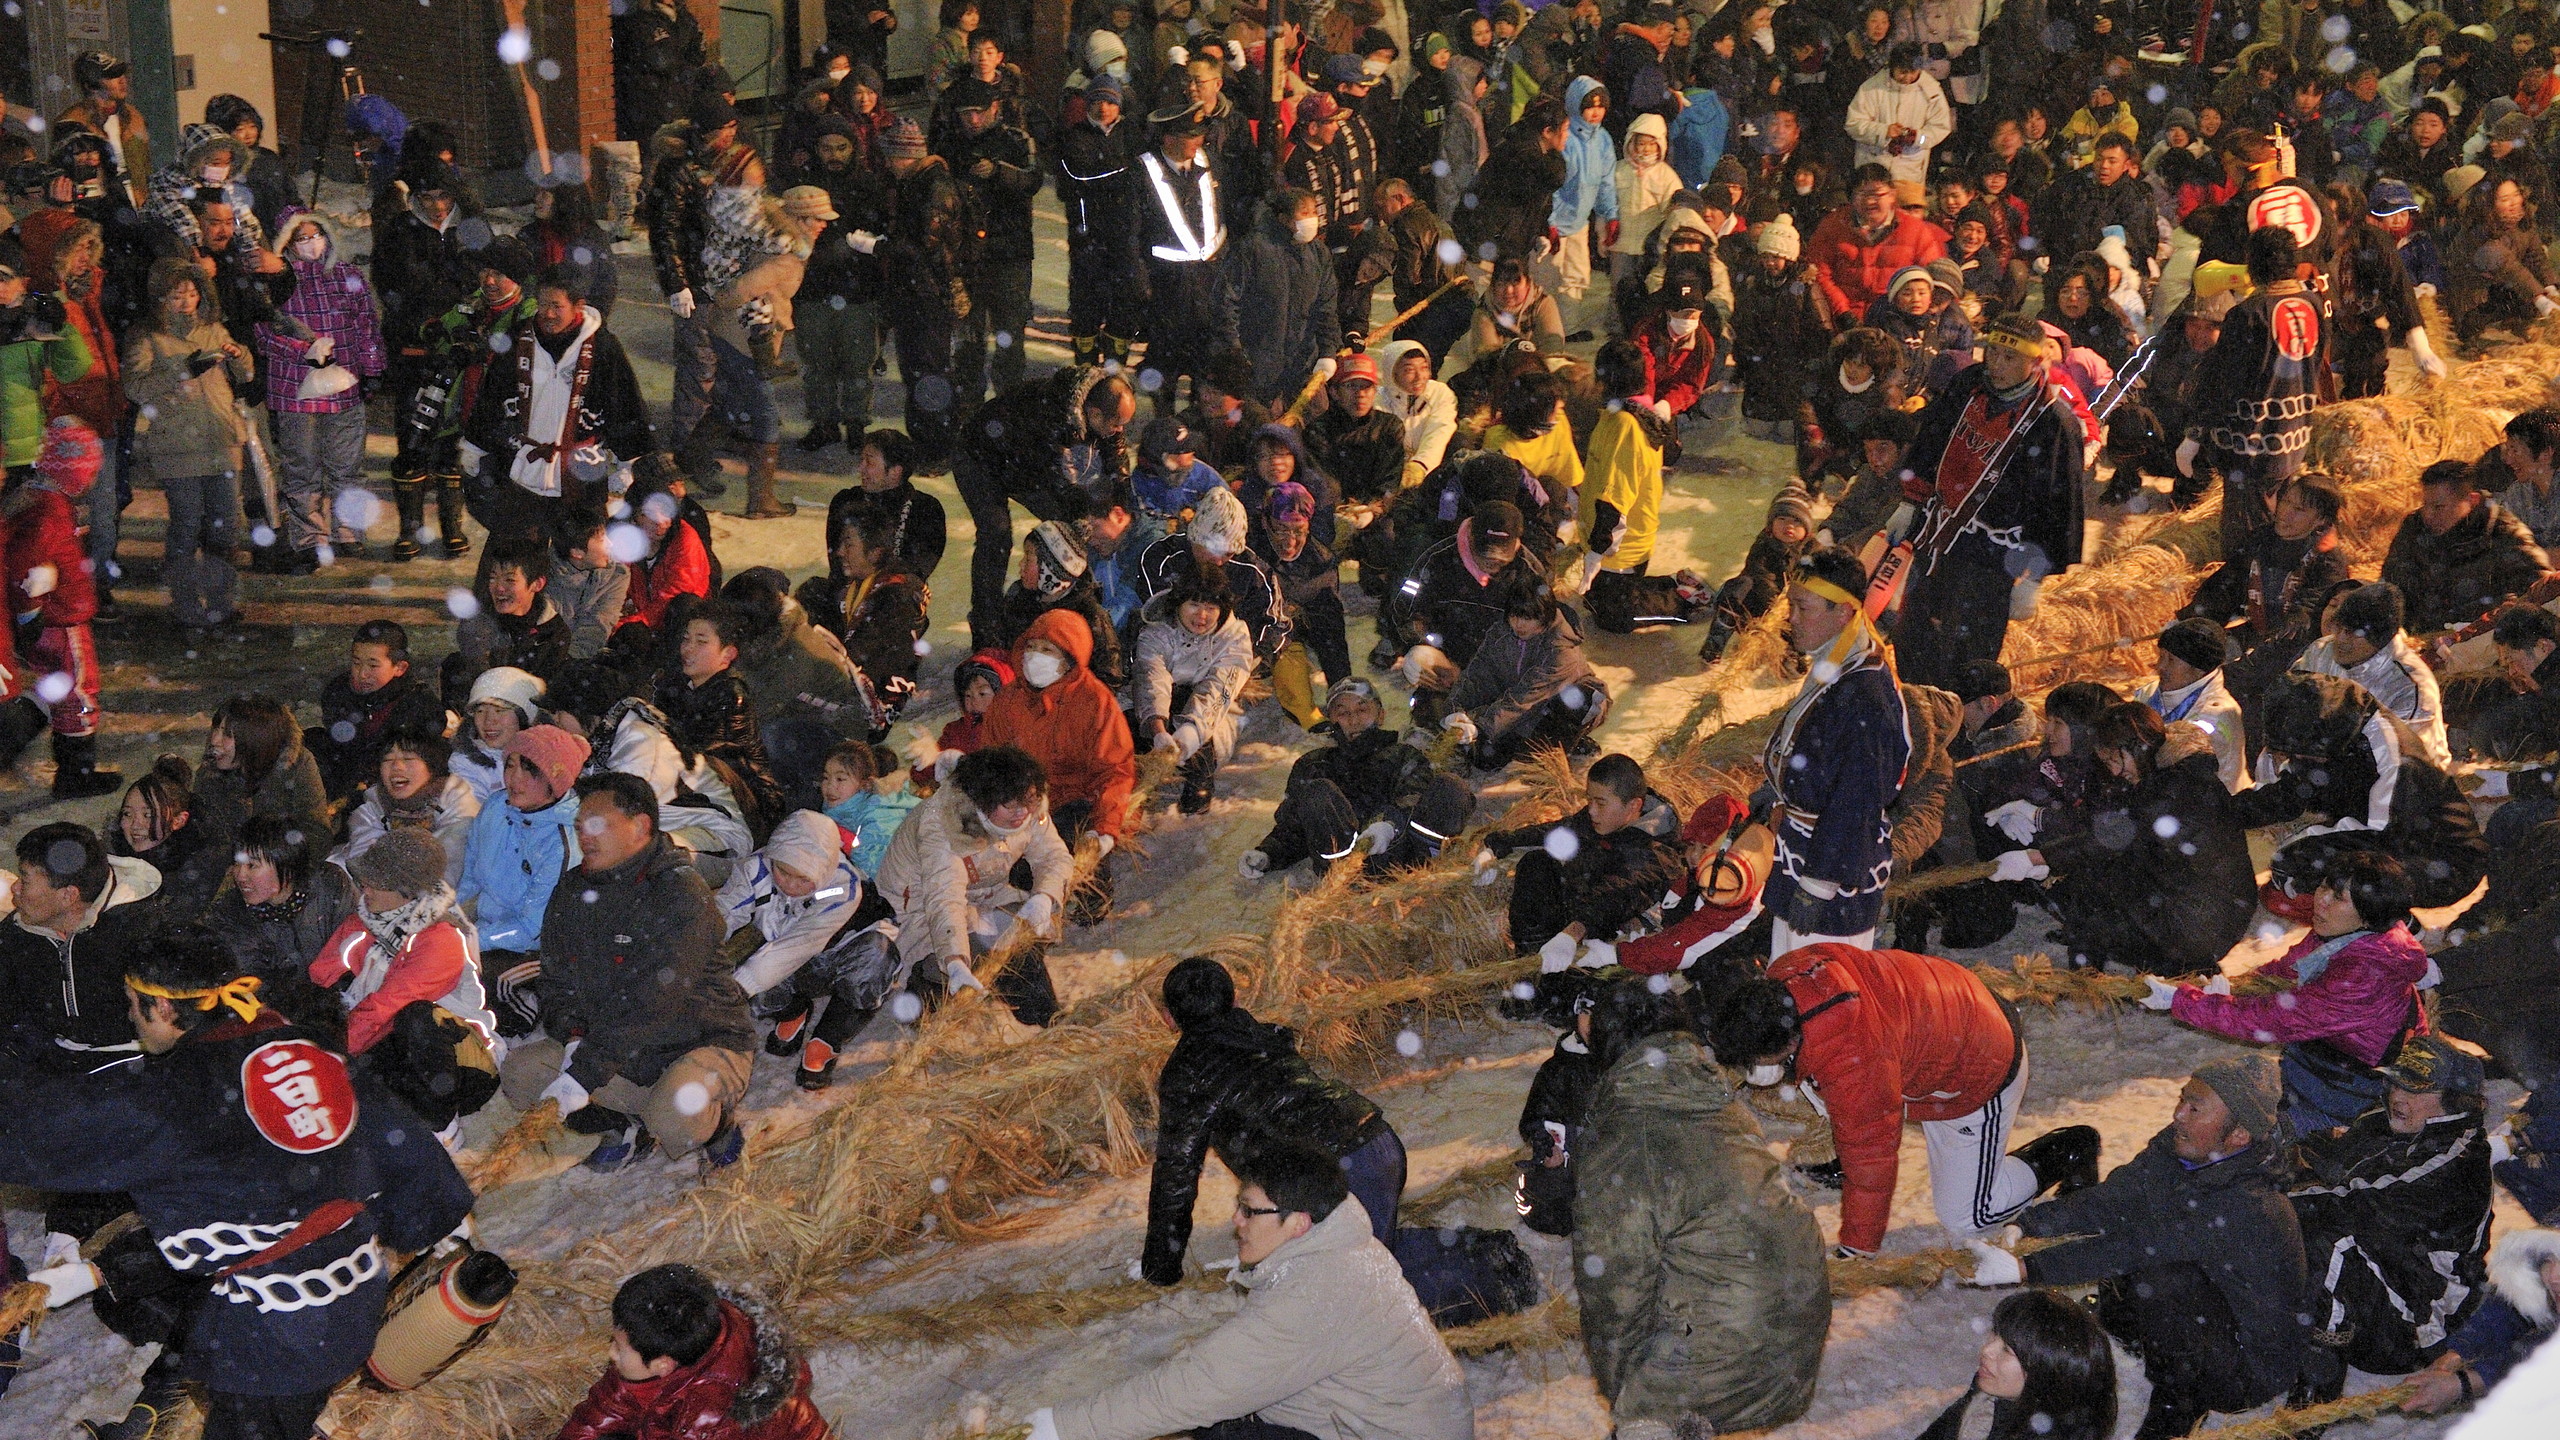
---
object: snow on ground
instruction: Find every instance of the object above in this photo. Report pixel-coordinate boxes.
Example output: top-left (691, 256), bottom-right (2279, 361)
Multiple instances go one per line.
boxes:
top-left (0, 188), bottom-right (2514, 1439)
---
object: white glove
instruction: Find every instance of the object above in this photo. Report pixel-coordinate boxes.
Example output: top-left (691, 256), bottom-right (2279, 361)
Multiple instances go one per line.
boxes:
top-left (1027, 1408), bottom-right (1062, 1440)
top-left (457, 440), bottom-right (487, 477)
top-left (2009, 575), bottom-right (2042, 620)
top-left (2477, 769), bottom-right (2513, 799)
top-left (1577, 938), bottom-right (1618, 969)
top-left (1472, 848), bottom-right (1500, 886)
top-left (1018, 892), bottom-right (1060, 936)
top-left (2138, 975), bottom-right (2181, 1011)
top-left (1312, 356), bottom-right (1339, 382)
top-left (1445, 711), bottom-right (1480, 745)
top-left (304, 335), bottom-right (334, 366)
top-left (933, 748), bottom-right (964, 782)
top-left (540, 1069), bottom-right (591, 1115)
top-left (2175, 437), bottom-right (2201, 478)
top-left (2407, 326), bottom-right (2448, 379)
top-left (1238, 848), bottom-right (1271, 879)
top-left (29, 1262), bottom-right (99, 1307)
top-left (1539, 930), bottom-right (1581, 973)
top-left (1164, 43), bottom-right (1189, 66)
top-left (1990, 849), bottom-right (2048, 883)
top-left (945, 957), bottom-right (987, 994)
top-left (2491, 1130), bottom-right (2516, 1165)
top-left (1362, 820), bottom-right (1401, 852)
top-left (1151, 728), bottom-right (1180, 753)
top-left (2538, 294), bottom-right (2559, 318)
top-left (1963, 1240), bottom-right (2025, 1287)
top-left (1172, 723), bottom-right (1202, 760)
top-left (42, 1232), bottom-right (80, 1269)
top-left (1579, 549), bottom-right (1607, 590)
top-left (668, 288), bottom-right (697, 318)
top-left (2414, 282), bottom-right (2437, 299)
top-left (1555, 518), bottom-right (1580, 546)
top-left (1532, 235), bottom-right (1556, 261)
top-left (1650, 398), bottom-right (1672, 422)
top-left (895, 728), bottom-right (940, 774)
top-left (2032, 255), bottom-right (2050, 274)
top-left (1985, 800), bottom-right (2042, 845)
top-left (849, 230), bottom-right (880, 255)
top-left (2202, 974), bottom-right (2233, 997)
top-left (1095, 833), bottom-right (1115, 858)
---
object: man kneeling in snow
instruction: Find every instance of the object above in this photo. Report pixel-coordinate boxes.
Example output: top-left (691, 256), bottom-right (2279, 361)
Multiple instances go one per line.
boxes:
top-left (1024, 1142), bottom-right (1473, 1440)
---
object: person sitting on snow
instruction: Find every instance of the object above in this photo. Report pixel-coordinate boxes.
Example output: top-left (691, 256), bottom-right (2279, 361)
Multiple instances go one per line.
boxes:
top-left (2403, 1227), bottom-right (2560, 1416)
top-left (1132, 572), bottom-right (1256, 816)
top-left (1239, 678), bottom-right (1477, 881)
top-left (2285, 1035), bottom-right (2494, 1407)
top-left (1512, 984), bottom-right (1606, 1237)
top-left (1965, 1055), bottom-right (2311, 1440)
top-left (717, 810), bottom-right (878, 1091)
top-left (873, 745), bottom-right (1073, 1029)
top-left (2291, 582), bottom-right (2449, 768)
top-left (2132, 617), bottom-right (2248, 793)
top-left (1441, 579), bottom-right (1610, 771)
top-left (558, 1262), bottom-right (829, 1440)
top-left (1479, 752), bottom-right (1681, 970)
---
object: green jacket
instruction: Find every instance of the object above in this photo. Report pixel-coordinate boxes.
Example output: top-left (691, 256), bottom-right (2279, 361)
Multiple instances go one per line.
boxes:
top-left (422, 290), bottom-right (538, 443)
top-left (1574, 1033), bottom-right (1830, 1432)
top-left (0, 307), bottom-right (95, 468)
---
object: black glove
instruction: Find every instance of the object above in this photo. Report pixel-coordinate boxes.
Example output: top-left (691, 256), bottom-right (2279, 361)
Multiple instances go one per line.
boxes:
top-left (185, 350), bottom-right (223, 379)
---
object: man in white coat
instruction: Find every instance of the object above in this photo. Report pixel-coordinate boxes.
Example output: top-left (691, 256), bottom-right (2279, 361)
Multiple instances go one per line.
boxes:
top-left (1845, 43), bottom-right (1953, 195)
top-left (2292, 583), bottom-right (2450, 767)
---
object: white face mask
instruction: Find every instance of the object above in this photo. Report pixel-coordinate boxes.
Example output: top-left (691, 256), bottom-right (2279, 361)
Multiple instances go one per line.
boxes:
top-left (200, 164), bottom-right (231, 186)
top-left (1364, 58), bottom-right (1389, 77)
top-left (1291, 215), bottom-right (1322, 244)
top-left (1106, 58), bottom-right (1129, 79)
top-left (1746, 1063), bottom-right (1787, 1087)
top-left (1021, 651), bottom-right (1065, 688)
top-left (1794, 177), bottom-right (1814, 195)
top-left (294, 235), bottom-right (328, 261)
top-left (1666, 312), bottom-right (1700, 337)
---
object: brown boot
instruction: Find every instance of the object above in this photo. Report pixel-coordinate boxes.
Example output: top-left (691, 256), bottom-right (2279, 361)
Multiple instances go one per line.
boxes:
top-left (743, 443), bottom-right (796, 518)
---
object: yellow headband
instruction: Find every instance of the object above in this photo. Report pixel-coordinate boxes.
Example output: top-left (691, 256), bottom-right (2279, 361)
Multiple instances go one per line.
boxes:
top-left (1795, 574), bottom-right (1862, 609)
top-left (1981, 326), bottom-right (2047, 361)
top-left (128, 974), bottom-right (263, 1024)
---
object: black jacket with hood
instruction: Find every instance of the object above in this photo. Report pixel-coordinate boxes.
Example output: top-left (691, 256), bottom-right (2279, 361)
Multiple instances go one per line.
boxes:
top-left (539, 833), bottom-right (754, 1091)
top-left (2235, 673), bottom-right (2487, 909)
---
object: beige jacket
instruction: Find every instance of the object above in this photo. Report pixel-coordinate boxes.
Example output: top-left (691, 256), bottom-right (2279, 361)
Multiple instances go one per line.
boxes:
top-left (872, 784), bottom-right (1071, 965)
top-left (1053, 1196), bottom-right (1474, 1440)
top-left (123, 321), bottom-right (251, 482)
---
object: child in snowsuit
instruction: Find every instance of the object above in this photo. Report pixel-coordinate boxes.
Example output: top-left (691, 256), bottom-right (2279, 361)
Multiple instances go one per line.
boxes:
top-left (1698, 483), bottom-right (1817, 662)
top-left (5, 418), bottom-right (119, 796)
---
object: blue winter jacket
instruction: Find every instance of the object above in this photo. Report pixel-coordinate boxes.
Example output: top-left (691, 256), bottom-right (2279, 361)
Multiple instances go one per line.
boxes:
top-left (458, 789), bottom-right (582, 952)
top-left (1549, 76), bottom-right (1620, 231)
top-left (1668, 88), bottom-right (1730, 190)
top-left (825, 787), bottom-right (925, 879)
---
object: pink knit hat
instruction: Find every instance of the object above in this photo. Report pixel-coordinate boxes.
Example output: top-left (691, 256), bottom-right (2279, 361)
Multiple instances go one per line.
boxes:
top-left (35, 417), bottom-right (102, 499)
top-left (503, 723), bottom-right (592, 801)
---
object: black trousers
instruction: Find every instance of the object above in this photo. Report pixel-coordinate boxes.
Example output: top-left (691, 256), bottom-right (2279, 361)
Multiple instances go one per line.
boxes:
top-left (203, 1387), bottom-right (334, 1440)
top-left (955, 455), bottom-right (1072, 650)
top-left (2095, 1263), bottom-right (2280, 1440)
top-left (1508, 846), bottom-right (1654, 952)
top-left (1467, 681), bottom-right (1610, 770)
top-left (1589, 563), bottom-right (1697, 633)
top-left (1895, 552), bottom-right (2014, 693)
top-left (1256, 773), bottom-right (1475, 874)
top-left (359, 999), bottom-right (501, 1130)
top-left (892, 309), bottom-right (958, 469)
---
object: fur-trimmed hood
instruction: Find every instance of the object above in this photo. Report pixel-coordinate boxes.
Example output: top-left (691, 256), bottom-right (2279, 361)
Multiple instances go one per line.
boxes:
top-left (716, 1287), bottom-right (806, 1430)
top-left (2159, 718), bottom-right (2219, 771)
top-left (2491, 1227), bottom-right (2560, 1328)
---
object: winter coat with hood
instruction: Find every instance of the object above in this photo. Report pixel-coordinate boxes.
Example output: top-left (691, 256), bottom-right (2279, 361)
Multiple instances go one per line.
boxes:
top-left (1845, 67), bottom-right (1952, 185)
top-left (557, 1293), bottom-right (830, 1440)
top-left (1378, 339), bottom-right (1457, 479)
top-left (2174, 922), bottom-right (2431, 1065)
top-left (2046, 720), bottom-right (2259, 973)
top-left (123, 297), bottom-right (253, 484)
top-left (19, 213), bottom-right (123, 437)
top-left (2233, 675), bottom-right (2487, 910)
top-left (981, 609), bottom-right (1138, 840)
top-left (1435, 56), bottom-right (1491, 215)
top-left (1551, 77), bottom-right (1623, 234)
top-left (338, 773), bottom-right (482, 891)
top-left (144, 124), bottom-right (269, 262)
top-left (458, 785), bottom-right (582, 954)
top-left (308, 890), bottom-right (499, 1055)
top-left (873, 780), bottom-right (1072, 968)
top-left (1573, 1031), bottom-right (1829, 1431)
top-left (0, 858), bottom-right (167, 1056)
top-left (0, 283), bottom-right (96, 469)
top-left (1766, 943), bottom-right (2021, 1255)
top-left (2380, 498), bottom-right (2553, 634)
top-left (1612, 113), bottom-right (1682, 256)
top-left (2018, 1125), bottom-right (2311, 1405)
top-left (2445, 1228), bottom-right (2560, 1388)
top-left (1133, 593), bottom-right (1254, 766)
top-left (258, 208), bottom-right (386, 415)
top-left (735, 595), bottom-right (888, 743)
top-left (539, 832), bottom-right (753, 1093)
top-left (1448, 601), bottom-right (1597, 742)
top-left (1140, 1005), bottom-right (1392, 1284)
top-left (2289, 1100), bottom-right (2492, 1370)
top-left (717, 810), bottom-right (864, 997)
top-left (1060, 1191), bottom-right (1470, 1440)
top-left (371, 172), bottom-right (481, 350)
top-left (1225, 199), bottom-right (1342, 401)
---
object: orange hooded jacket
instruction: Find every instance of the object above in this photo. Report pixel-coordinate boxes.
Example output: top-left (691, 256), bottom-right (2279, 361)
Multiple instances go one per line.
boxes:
top-left (981, 608), bottom-right (1137, 841)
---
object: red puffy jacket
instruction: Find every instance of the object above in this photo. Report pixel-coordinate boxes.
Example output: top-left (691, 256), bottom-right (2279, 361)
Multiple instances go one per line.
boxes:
top-left (1773, 944), bottom-right (2018, 1254)
top-left (1803, 209), bottom-right (1949, 323)
top-left (555, 1300), bottom-right (829, 1440)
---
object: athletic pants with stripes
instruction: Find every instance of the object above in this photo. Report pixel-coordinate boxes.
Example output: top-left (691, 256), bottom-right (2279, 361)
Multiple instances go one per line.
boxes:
top-left (1919, 1048), bottom-right (2040, 1239)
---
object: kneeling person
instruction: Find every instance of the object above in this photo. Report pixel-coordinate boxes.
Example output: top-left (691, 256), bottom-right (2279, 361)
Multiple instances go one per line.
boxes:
top-left (1240, 678), bottom-right (1475, 879)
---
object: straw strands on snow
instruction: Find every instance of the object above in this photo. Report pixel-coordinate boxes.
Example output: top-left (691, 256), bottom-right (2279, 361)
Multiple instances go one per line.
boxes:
top-left (2180, 1382), bottom-right (2419, 1439)
top-left (0, 1280), bottom-right (47, 1340)
top-left (461, 1099), bottom-right (563, 1193)
top-left (1966, 954), bottom-right (2292, 1011)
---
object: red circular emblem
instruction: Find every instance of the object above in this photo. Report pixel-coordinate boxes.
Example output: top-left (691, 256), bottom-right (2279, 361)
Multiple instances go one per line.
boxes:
top-left (240, 1039), bottom-right (359, 1154)
top-left (2247, 186), bottom-right (2323, 249)
top-left (2272, 296), bottom-right (2321, 362)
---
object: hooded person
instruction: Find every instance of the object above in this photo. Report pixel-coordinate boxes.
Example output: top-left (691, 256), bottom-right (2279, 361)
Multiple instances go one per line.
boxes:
top-left (143, 123), bottom-right (267, 260)
top-left (458, 723), bottom-right (592, 1031)
top-left (310, 828), bottom-right (504, 1140)
top-left (1546, 76), bottom-right (1621, 301)
top-left (981, 607), bottom-right (1138, 862)
top-left (258, 208), bottom-right (387, 566)
top-left (2134, 616), bottom-right (2249, 792)
top-left (1376, 339), bottom-right (1456, 482)
top-left (994, 517), bottom-right (1127, 690)
top-left (6, 419), bottom-right (120, 795)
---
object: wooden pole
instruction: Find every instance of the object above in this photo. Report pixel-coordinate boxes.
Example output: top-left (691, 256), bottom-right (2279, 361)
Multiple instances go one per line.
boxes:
top-left (498, 0), bottom-right (555, 175)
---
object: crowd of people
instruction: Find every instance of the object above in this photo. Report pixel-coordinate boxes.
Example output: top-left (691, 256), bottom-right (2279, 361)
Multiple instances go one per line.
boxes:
top-left (4, 0), bottom-right (2560, 1433)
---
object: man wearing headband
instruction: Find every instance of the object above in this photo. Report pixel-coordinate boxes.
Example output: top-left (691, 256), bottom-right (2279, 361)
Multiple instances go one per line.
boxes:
top-left (0, 923), bottom-right (471, 1440)
top-left (1759, 545), bottom-right (1909, 953)
top-left (1896, 310), bottom-right (2086, 691)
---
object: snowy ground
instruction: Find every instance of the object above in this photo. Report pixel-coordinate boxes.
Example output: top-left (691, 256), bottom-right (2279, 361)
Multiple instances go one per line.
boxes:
top-left (0, 185), bottom-right (2519, 1439)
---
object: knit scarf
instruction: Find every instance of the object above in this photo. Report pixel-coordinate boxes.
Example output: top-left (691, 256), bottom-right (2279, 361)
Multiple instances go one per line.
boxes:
top-left (358, 881), bottom-right (456, 956)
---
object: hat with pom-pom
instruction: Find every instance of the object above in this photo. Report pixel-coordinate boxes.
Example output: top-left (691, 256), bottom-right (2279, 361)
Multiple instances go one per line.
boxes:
top-left (1755, 213), bottom-right (1800, 259)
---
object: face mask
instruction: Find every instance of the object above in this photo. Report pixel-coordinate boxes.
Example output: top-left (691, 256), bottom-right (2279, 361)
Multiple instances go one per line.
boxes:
top-left (1291, 216), bottom-right (1322, 244)
top-left (294, 236), bottom-right (328, 261)
top-left (1794, 178), bottom-right (1814, 195)
top-left (1364, 58), bottom-right (1389, 77)
top-left (201, 164), bottom-right (231, 186)
top-left (1666, 312), bottom-right (1700, 337)
top-left (1021, 651), bottom-right (1065, 688)
top-left (1106, 58), bottom-right (1128, 79)
top-left (828, 64), bottom-right (851, 83)
top-left (1746, 1063), bottom-right (1787, 1087)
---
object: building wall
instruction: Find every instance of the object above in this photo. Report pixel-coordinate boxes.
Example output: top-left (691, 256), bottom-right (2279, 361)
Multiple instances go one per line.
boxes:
top-left (169, 0), bottom-right (278, 135)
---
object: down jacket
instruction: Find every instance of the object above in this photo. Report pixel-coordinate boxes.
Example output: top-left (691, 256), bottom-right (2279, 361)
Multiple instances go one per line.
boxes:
top-left (1056, 1193), bottom-right (1471, 1440)
top-left (1769, 944), bottom-right (2020, 1255)
top-left (556, 1294), bottom-right (829, 1440)
top-left (872, 783), bottom-right (1072, 971)
top-left (980, 608), bottom-right (1138, 842)
top-left (1573, 1032), bottom-right (1829, 1431)
top-left (2289, 1104), bottom-right (2492, 1373)
top-left (537, 833), bottom-right (753, 1094)
top-left (1132, 595), bottom-right (1255, 766)
top-left (308, 903), bottom-right (500, 1055)
top-left (1803, 207), bottom-right (1948, 320)
top-left (1140, 1008), bottom-right (1391, 1284)
top-left (2172, 924), bottom-right (2430, 1066)
top-left (2235, 674), bottom-right (2487, 910)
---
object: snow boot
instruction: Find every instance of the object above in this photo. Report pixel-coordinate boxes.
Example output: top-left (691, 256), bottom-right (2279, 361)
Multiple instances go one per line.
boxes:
top-left (763, 1000), bottom-right (812, 1056)
top-left (389, 480), bottom-right (428, 562)
top-left (796, 1036), bottom-right (842, 1090)
top-left (2013, 1124), bottom-right (2102, 1198)
top-left (0, 696), bottom-right (48, 769)
top-left (743, 443), bottom-right (796, 518)
top-left (700, 1112), bottom-right (746, 1167)
top-left (1177, 750), bottom-right (1217, 814)
top-left (51, 732), bottom-right (121, 799)
top-left (77, 1353), bottom-right (187, 1440)
top-left (582, 1119), bottom-right (657, 1172)
top-left (437, 478), bottom-right (472, 559)
top-left (795, 420), bottom-right (842, 453)
top-left (675, 417), bottom-right (731, 497)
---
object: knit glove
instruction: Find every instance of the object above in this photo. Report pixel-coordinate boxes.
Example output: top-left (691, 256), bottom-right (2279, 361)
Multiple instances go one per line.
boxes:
top-left (945, 957), bottom-right (987, 994)
top-left (2009, 575), bottom-right (2043, 619)
top-left (1990, 849), bottom-right (2047, 883)
top-left (2175, 437), bottom-right (2200, 477)
top-left (1539, 931), bottom-right (1580, 973)
top-left (1238, 849), bottom-right (1271, 879)
top-left (29, 1262), bottom-right (99, 1307)
top-left (1362, 820), bottom-right (1400, 853)
top-left (1985, 800), bottom-right (2042, 845)
top-left (1577, 938), bottom-right (1618, 969)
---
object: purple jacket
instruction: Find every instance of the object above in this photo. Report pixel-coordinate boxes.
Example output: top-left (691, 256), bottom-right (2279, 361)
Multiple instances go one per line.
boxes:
top-left (2172, 925), bottom-right (2429, 1066)
top-left (258, 208), bottom-right (385, 414)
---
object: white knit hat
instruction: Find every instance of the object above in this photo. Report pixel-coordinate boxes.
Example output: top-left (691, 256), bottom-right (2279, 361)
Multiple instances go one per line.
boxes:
top-left (1756, 213), bottom-right (1801, 260)
top-left (1189, 486), bottom-right (1249, 559)
top-left (468, 666), bottom-right (547, 726)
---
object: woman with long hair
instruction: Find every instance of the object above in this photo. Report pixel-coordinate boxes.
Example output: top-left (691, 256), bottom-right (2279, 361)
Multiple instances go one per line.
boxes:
top-left (188, 693), bottom-right (332, 859)
top-left (1917, 1289), bottom-right (2117, 1440)
top-left (525, 179), bottom-right (619, 320)
top-left (2448, 176), bottom-right (2559, 343)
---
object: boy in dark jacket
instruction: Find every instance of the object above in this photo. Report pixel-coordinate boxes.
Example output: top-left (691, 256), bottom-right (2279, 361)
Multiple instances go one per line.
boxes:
top-left (1263, 482), bottom-right (1350, 729)
top-left (1139, 957), bottom-right (1402, 1284)
top-left (1481, 751), bottom-right (1681, 962)
top-left (312, 618), bottom-right (448, 802)
top-left (1447, 581), bottom-right (1607, 768)
top-left (1698, 482), bottom-right (1816, 663)
top-left (1513, 987), bottom-right (1606, 1235)
top-left (1240, 677), bottom-right (1474, 879)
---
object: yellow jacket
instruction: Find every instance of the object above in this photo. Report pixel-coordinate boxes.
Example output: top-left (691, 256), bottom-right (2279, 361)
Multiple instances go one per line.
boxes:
top-left (1581, 408), bottom-right (1662, 574)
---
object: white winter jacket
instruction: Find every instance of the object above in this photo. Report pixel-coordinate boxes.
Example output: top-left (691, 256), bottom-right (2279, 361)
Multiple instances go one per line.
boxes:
top-left (1134, 601), bottom-right (1255, 764)
top-left (2295, 634), bottom-right (2450, 768)
top-left (334, 774), bottom-right (483, 890)
top-left (1377, 340), bottom-right (1455, 482)
top-left (1845, 70), bottom-right (1953, 186)
top-left (1051, 1195), bottom-right (1474, 1440)
top-left (2135, 669), bottom-right (2250, 794)
top-left (873, 786), bottom-right (1072, 968)
top-left (718, 810), bottom-right (865, 996)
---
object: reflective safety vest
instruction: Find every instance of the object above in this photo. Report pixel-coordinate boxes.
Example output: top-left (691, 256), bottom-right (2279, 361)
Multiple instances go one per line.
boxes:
top-left (1140, 151), bottom-right (1223, 263)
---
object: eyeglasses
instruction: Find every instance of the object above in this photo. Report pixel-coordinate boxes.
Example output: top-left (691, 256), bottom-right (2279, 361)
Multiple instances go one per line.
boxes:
top-left (1235, 1200), bottom-right (1284, 1219)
